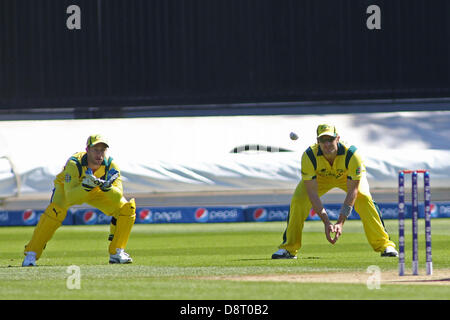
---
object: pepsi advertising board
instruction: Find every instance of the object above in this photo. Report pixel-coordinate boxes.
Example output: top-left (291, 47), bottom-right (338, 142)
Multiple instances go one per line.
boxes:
top-left (136, 206), bottom-right (245, 224)
top-left (244, 205), bottom-right (290, 222)
top-left (73, 209), bottom-right (113, 225)
top-left (0, 209), bottom-right (73, 226)
top-left (377, 202), bottom-right (442, 219)
top-left (243, 204), bottom-right (345, 222)
top-left (0, 202), bottom-right (449, 226)
top-left (243, 202), bottom-right (449, 222)
top-left (189, 207), bottom-right (245, 223)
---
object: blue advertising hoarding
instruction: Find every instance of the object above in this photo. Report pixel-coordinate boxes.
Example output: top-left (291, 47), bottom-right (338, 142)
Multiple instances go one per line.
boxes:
top-left (136, 206), bottom-right (245, 224)
top-left (0, 202), bottom-right (449, 226)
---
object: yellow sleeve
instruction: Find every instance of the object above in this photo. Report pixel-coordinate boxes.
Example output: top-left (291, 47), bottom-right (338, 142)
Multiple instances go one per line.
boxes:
top-left (347, 150), bottom-right (364, 181)
top-left (301, 151), bottom-right (316, 181)
top-left (63, 160), bottom-right (90, 204)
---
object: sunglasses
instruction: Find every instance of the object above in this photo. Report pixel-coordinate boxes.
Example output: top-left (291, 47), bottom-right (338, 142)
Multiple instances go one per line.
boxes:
top-left (318, 136), bottom-right (336, 143)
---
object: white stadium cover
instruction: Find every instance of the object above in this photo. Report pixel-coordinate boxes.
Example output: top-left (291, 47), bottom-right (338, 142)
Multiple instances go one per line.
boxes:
top-left (0, 111), bottom-right (449, 200)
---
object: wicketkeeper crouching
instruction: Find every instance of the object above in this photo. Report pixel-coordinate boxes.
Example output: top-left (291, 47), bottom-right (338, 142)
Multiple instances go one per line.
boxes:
top-left (22, 134), bottom-right (136, 266)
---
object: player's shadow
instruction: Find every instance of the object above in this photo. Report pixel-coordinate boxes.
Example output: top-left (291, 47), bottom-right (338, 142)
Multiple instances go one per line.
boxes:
top-left (0, 265), bottom-right (51, 268)
top-left (235, 256), bottom-right (320, 261)
top-left (387, 278), bottom-right (450, 284)
top-left (235, 258), bottom-right (273, 261)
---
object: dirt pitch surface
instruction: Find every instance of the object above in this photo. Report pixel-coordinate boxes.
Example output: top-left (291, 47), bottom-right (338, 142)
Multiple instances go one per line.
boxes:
top-left (202, 269), bottom-right (450, 286)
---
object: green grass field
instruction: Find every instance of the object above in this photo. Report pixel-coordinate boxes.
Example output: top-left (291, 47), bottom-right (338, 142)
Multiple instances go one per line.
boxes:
top-left (1, 219), bottom-right (449, 300)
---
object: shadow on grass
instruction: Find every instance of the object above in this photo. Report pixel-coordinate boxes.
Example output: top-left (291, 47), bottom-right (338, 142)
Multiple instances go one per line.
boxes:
top-left (234, 256), bottom-right (321, 262)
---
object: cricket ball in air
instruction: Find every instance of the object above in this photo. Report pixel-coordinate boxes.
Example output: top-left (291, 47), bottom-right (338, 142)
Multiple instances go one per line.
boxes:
top-left (289, 132), bottom-right (299, 140)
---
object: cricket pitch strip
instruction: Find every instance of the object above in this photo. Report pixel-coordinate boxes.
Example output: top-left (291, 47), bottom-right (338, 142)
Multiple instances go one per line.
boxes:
top-left (198, 269), bottom-right (450, 286)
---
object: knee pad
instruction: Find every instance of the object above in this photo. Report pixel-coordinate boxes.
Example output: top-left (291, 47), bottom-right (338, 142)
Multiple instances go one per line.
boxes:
top-left (24, 203), bottom-right (67, 260)
top-left (109, 199), bottom-right (136, 255)
top-left (108, 217), bottom-right (117, 241)
top-left (45, 202), bottom-right (68, 223)
top-left (119, 198), bottom-right (136, 217)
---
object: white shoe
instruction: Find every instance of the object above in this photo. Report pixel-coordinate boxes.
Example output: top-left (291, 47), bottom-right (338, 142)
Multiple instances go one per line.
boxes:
top-left (22, 251), bottom-right (37, 267)
top-left (271, 249), bottom-right (297, 259)
top-left (109, 248), bottom-right (133, 264)
top-left (381, 246), bottom-right (398, 257)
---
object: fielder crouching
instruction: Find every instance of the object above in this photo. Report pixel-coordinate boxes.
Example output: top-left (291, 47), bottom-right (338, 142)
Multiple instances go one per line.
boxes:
top-left (22, 134), bottom-right (136, 266)
top-left (272, 124), bottom-right (398, 259)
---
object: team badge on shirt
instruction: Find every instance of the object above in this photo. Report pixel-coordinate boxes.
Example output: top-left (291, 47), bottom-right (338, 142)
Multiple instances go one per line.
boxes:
top-left (65, 173), bottom-right (72, 183)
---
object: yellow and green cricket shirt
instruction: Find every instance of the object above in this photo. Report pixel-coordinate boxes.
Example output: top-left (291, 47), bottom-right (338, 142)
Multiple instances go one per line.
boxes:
top-left (51, 151), bottom-right (124, 212)
top-left (300, 142), bottom-right (364, 188)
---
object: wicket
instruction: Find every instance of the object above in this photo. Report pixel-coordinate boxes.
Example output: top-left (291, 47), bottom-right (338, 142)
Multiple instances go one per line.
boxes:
top-left (398, 170), bottom-right (432, 276)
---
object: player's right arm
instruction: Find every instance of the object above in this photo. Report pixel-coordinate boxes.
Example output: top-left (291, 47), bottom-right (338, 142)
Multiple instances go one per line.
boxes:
top-left (63, 160), bottom-right (92, 205)
top-left (301, 151), bottom-right (337, 244)
top-left (301, 150), bottom-right (326, 217)
top-left (304, 179), bottom-right (336, 244)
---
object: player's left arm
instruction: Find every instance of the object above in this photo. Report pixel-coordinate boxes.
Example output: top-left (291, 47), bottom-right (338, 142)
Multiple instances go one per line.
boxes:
top-left (334, 150), bottom-right (364, 238)
top-left (110, 162), bottom-right (123, 193)
top-left (101, 161), bottom-right (124, 196)
top-left (341, 179), bottom-right (360, 219)
top-left (333, 179), bottom-right (359, 241)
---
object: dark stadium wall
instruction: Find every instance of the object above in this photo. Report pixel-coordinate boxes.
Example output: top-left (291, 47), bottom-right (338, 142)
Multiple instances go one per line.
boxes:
top-left (1, 0), bottom-right (449, 111)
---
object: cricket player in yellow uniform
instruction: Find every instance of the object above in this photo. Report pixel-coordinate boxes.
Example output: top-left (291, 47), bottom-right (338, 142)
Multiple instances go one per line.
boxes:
top-left (272, 124), bottom-right (398, 259)
top-left (22, 134), bottom-right (136, 266)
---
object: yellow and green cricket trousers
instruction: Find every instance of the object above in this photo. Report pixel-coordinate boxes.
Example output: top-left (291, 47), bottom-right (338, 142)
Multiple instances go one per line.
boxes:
top-left (24, 186), bottom-right (136, 260)
top-left (279, 176), bottom-right (395, 256)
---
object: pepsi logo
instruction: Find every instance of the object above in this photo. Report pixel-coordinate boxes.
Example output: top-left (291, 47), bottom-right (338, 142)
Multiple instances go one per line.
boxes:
top-left (253, 208), bottom-right (267, 221)
top-left (83, 210), bottom-right (97, 225)
top-left (22, 209), bottom-right (37, 225)
top-left (138, 209), bottom-right (152, 223)
top-left (195, 208), bottom-right (209, 222)
top-left (430, 203), bottom-right (437, 217)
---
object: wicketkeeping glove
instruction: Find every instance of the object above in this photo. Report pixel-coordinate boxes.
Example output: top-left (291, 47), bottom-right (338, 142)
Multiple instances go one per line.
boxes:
top-left (82, 168), bottom-right (105, 192)
top-left (100, 168), bottom-right (120, 192)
